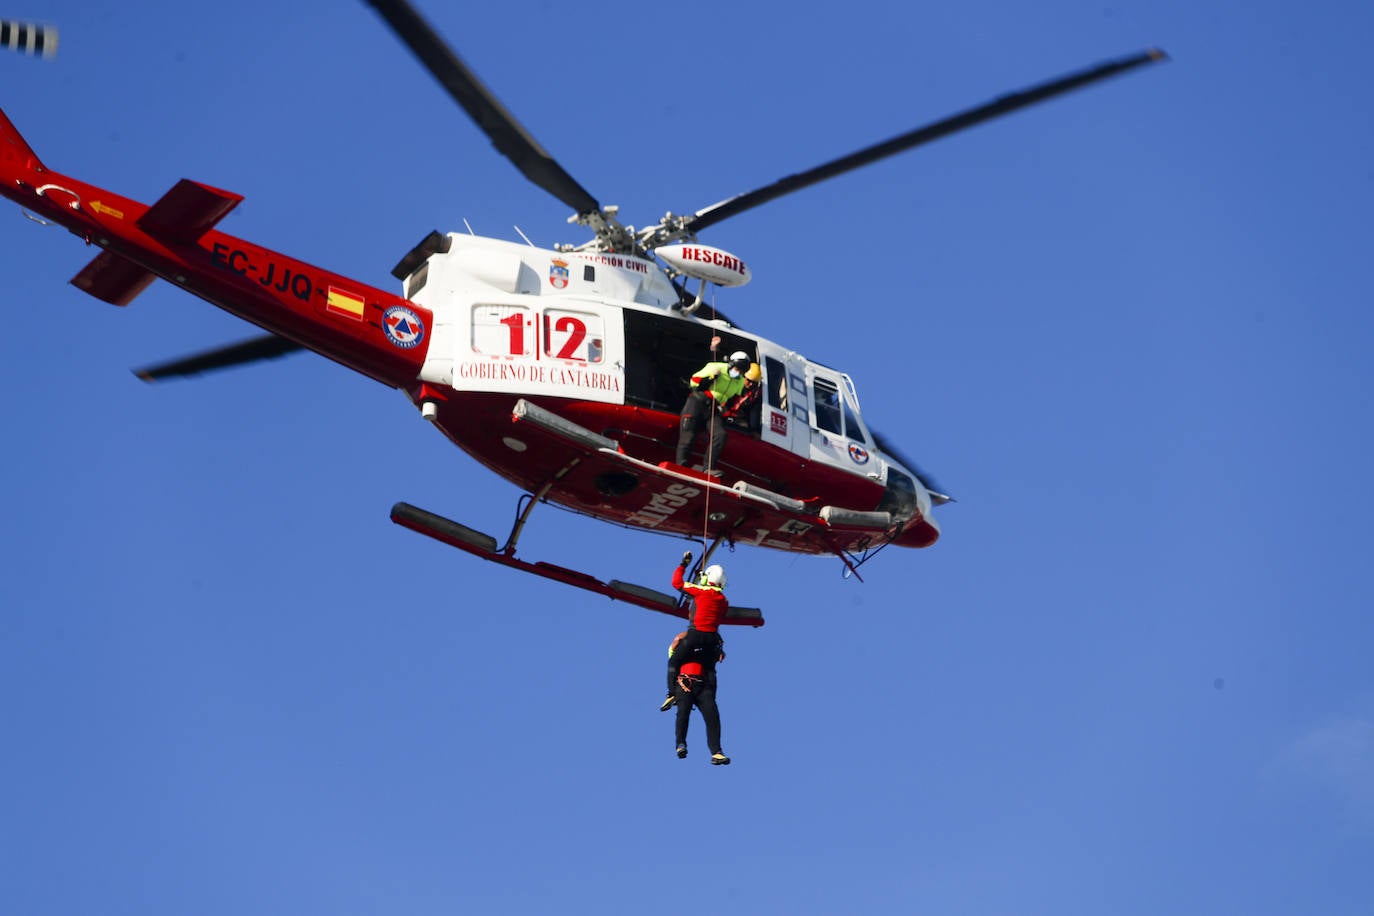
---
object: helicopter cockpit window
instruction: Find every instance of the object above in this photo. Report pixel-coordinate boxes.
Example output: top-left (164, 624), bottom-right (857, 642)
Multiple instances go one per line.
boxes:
top-left (542, 308), bottom-right (603, 363)
top-left (842, 399), bottom-right (867, 444)
top-left (813, 377), bottom-right (843, 435)
top-left (840, 380), bottom-right (868, 446)
top-left (878, 468), bottom-right (917, 518)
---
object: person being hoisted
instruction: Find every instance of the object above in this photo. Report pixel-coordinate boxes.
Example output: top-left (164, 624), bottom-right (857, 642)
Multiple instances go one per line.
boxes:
top-left (672, 653), bottom-right (730, 765)
top-left (675, 342), bottom-right (752, 475)
top-left (661, 551), bottom-right (729, 714)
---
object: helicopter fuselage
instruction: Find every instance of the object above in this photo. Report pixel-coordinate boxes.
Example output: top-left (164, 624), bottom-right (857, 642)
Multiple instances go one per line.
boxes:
top-left (0, 109), bottom-right (939, 559)
top-left (403, 237), bottom-right (940, 554)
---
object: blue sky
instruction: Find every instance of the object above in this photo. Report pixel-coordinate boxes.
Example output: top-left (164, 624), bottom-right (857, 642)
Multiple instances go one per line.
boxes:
top-left (3, 1), bottom-right (1372, 913)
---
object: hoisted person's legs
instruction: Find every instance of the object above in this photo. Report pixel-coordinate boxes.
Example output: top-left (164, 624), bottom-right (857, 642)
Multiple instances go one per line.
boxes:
top-left (674, 683), bottom-right (695, 748)
top-left (666, 630), bottom-right (722, 694)
top-left (695, 683), bottom-right (723, 756)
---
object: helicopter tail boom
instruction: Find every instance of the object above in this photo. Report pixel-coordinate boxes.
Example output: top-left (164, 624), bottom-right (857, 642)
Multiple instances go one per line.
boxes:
top-left (0, 105), bottom-right (435, 390)
top-left (69, 179), bottom-right (244, 306)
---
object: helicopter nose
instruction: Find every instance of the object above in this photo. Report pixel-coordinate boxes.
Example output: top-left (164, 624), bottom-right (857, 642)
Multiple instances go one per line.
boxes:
top-left (893, 514), bottom-right (940, 548)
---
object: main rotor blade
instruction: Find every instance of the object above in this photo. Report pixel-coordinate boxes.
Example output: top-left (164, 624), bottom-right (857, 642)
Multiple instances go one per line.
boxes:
top-left (0, 19), bottom-right (57, 58)
top-left (365, 0), bottom-right (601, 217)
top-left (133, 334), bottom-right (304, 382)
top-left (871, 429), bottom-right (952, 506)
top-left (688, 48), bottom-right (1167, 234)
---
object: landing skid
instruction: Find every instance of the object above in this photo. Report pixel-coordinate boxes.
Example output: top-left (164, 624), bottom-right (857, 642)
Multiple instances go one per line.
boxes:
top-left (390, 501), bottom-right (765, 627)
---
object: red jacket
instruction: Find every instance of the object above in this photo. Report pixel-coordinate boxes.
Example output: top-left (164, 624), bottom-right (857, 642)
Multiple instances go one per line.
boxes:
top-left (673, 564), bottom-right (728, 632)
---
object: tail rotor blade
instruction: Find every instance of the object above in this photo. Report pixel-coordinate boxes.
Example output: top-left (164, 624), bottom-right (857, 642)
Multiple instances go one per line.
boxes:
top-left (871, 428), bottom-right (952, 505)
top-left (133, 334), bottom-right (304, 383)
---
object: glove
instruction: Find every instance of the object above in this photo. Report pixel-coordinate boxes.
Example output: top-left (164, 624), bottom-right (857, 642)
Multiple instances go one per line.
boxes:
top-left (681, 551), bottom-right (693, 567)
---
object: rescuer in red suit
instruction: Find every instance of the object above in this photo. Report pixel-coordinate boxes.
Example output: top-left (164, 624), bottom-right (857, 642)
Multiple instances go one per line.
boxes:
top-left (661, 552), bottom-right (728, 711)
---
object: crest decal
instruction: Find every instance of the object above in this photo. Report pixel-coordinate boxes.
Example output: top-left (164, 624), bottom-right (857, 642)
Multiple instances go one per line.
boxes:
top-left (548, 258), bottom-right (570, 290)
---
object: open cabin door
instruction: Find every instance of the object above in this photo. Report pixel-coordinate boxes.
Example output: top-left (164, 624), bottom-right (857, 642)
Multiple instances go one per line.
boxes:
top-left (621, 309), bottom-right (757, 415)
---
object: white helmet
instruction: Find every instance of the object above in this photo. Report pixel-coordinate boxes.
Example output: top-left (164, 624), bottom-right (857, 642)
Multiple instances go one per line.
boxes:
top-left (703, 564), bottom-right (727, 588)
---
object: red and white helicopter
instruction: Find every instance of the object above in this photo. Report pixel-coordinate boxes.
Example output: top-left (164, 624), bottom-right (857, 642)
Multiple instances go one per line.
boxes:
top-left (0, 3), bottom-right (1164, 626)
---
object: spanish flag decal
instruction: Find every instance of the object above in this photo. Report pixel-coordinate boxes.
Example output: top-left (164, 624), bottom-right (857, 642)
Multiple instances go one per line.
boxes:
top-left (326, 286), bottom-right (365, 320)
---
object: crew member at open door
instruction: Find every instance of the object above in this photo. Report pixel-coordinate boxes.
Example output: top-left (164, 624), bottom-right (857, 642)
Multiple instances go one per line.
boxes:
top-left (676, 349), bottom-right (752, 474)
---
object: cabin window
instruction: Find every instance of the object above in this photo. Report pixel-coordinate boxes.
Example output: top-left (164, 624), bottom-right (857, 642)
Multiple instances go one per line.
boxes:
top-left (790, 371), bottom-right (808, 425)
top-left (472, 303), bottom-right (533, 357)
top-left (813, 377), bottom-right (843, 435)
top-left (764, 356), bottom-right (787, 409)
top-left (542, 308), bottom-right (604, 363)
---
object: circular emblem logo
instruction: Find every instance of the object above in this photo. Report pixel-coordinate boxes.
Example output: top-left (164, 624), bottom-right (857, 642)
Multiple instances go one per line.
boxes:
top-left (848, 443), bottom-right (870, 465)
top-left (383, 305), bottom-right (425, 349)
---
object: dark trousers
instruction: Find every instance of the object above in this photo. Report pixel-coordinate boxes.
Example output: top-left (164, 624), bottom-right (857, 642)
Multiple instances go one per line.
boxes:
top-left (666, 629), bottom-right (722, 694)
top-left (674, 673), bottom-right (723, 755)
top-left (675, 390), bottom-right (726, 467)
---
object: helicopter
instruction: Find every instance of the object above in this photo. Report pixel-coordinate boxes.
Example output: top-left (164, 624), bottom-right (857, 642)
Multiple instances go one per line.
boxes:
top-left (0, 1), bottom-right (1164, 626)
